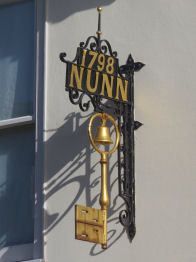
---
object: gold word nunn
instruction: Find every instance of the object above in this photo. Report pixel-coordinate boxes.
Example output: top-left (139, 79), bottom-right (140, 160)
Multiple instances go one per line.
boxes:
top-left (69, 63), bottom-right (128, 102)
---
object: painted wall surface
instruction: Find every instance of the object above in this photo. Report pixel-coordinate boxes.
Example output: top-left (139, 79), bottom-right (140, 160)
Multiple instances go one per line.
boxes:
top-left (44, 0), bottom-right (196, 261)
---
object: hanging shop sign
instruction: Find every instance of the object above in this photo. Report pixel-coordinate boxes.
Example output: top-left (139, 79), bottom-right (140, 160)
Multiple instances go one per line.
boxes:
top-left (60, 7), bottom-right (145, 248)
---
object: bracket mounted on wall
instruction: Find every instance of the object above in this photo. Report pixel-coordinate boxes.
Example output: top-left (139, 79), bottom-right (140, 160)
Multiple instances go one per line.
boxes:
top-left (60, 7), bottom-right (145, 244)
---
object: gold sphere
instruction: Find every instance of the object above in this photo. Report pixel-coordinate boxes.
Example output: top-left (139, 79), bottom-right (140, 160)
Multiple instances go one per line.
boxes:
top-left (96, 30), bottom-right (102, 35)
top-left (97, 7), bottom-right (102, 13)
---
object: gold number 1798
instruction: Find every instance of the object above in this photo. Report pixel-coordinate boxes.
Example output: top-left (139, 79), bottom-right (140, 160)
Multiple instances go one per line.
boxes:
top-left (81, 50), bottom-right (114, 74)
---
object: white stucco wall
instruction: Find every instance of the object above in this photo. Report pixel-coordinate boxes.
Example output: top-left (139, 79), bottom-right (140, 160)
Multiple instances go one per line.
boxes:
top-left (44, 0), bottom-right (196, 261)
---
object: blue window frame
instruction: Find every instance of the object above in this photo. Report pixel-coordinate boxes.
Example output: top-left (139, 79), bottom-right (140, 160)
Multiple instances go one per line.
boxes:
top-left (0, 0), bottom-right (44, 261)
top-left (0, 1), bottom-right (35, 249)
top-left (0, 0), bottom-right (35, 121)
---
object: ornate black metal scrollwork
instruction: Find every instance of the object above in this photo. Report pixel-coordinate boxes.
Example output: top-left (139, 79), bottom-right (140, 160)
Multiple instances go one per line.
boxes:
top-left (100, 39), bottom-right (118, 57)
top-left (67, 87), bottom-right (118, 113)
top-left (79, 36), bottom-right (118, 58)
top-left (60, 25), bottom-right (144, 242)
top-left (80, 36), bottom-right (99, 51)
top-left (116, 52), bottom-right (144, 240)
top-left (68, 89), bottom-right (90, 112)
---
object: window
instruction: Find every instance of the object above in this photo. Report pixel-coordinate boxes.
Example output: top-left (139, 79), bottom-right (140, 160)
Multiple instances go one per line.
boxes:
top-left (0, 0), bottom-right (44, 261)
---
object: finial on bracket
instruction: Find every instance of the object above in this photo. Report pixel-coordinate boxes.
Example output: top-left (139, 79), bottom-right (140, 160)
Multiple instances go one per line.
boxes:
top-left (97, 7), bottom-right (102, 12)
top-left (96, 7), bottom-right (102, 37)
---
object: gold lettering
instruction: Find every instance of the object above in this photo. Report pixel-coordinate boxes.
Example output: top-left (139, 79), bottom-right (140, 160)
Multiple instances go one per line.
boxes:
top-left (86, 69), bottom-right (99, 93)
top-left (115, 78), bottom-right (128, 102)
top-left (97, 54), bottom-right (105, 72)
top-left (81, 49), bottom-right (87, 67)
top-left (88, 51), bottom-right (98, 69)
top-left (69, 64), bottom-right (84, 91)
top-left (100, 74), bottom-right (114, 99)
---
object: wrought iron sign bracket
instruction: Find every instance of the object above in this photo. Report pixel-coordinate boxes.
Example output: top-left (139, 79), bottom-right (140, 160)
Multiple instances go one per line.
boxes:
top-left (60, 7), bottom-right (145, 243)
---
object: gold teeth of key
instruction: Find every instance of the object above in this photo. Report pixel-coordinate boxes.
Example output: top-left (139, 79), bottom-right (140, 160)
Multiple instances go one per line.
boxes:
top-left (75, 205), bottom-right (105, 245)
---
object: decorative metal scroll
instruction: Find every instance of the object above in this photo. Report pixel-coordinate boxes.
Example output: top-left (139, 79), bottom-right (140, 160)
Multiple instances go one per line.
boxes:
top-left (59, 8), bottom-right (144, 242)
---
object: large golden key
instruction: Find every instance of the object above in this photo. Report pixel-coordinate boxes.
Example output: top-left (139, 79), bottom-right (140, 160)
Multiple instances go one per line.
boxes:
top-left (75, 113), bottom-right (120, 249)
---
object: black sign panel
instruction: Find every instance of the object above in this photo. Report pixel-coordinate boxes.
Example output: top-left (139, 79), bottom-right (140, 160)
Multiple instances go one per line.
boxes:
top-left (65, 48), bottom-right (131, 104)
